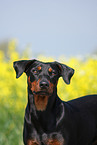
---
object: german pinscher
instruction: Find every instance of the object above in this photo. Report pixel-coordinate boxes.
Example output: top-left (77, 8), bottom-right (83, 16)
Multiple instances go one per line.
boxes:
top-left (13, 59), bottom-right (97, 145)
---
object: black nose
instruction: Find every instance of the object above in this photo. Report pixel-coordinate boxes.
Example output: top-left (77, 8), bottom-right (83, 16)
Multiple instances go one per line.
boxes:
top-left (39, 81), bottom-right (49, 88)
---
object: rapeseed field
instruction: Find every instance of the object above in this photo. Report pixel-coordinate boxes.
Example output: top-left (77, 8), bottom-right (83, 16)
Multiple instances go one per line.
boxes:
top-left (0, 40), bottom-right (97, 145)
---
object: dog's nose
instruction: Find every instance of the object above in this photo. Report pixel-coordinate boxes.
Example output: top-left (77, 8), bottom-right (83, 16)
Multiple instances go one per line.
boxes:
top-left (39, 81), bottom-right (49, 88)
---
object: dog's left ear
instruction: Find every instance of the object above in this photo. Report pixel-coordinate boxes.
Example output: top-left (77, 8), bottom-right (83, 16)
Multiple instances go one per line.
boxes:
top-left (13, 59), bottom-right (36, 78)
top-left (55, 62), bottom-right (74, 84)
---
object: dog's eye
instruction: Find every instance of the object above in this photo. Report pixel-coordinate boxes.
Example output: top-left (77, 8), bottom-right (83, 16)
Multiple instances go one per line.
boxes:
top-left (32, 68), bottom-right (41, 75)
top-left (52, 71), bottom-right (56, 75)
top-left (49, 71), bottom-right (56, 76)
top-left (32, 69), bottom-right (37, 74)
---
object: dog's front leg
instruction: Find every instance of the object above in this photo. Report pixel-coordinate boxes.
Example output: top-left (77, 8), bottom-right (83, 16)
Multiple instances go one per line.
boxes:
top-left (26, 131), bottom-right (41, 145)
top-left (23, 121), bottom-right (41, 145)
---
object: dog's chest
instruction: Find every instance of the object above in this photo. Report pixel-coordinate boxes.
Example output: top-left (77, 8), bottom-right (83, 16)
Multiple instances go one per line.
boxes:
top-left (37, 111), bottom-right (56, 133)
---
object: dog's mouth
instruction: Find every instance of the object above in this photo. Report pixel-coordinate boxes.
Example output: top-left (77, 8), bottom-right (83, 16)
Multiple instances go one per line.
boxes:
top-left (33, 91), bottom-right (50, 111)
top-left (34, 95), bottom-right (49, 111)
top-left (33, 90), bottom-right (50, 96)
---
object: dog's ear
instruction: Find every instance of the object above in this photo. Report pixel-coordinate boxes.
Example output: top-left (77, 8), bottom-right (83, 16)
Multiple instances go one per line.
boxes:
top-left (13, 59), bottom-right (36, 78)
top-left (55, 61), bottom-right (74, 84)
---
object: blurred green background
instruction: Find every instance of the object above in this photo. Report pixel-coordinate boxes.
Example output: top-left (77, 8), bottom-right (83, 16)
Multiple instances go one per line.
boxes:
top-left (0, 40), bottom-right (97, 145)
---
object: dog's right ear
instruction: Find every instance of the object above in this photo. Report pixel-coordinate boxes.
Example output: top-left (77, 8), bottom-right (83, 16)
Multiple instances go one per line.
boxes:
top-left (54, 61), bottom-right (74, 84)
top-left (13, 59), bottom-right (36, 78)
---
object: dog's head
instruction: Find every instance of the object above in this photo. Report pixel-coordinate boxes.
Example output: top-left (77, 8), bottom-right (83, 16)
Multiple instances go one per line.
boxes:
top-left (13, 59), bottom-right (74, 111)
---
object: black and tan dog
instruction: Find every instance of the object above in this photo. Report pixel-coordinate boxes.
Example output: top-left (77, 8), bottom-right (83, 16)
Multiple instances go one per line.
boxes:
top-left (13, 59), bottom-right (97, 145)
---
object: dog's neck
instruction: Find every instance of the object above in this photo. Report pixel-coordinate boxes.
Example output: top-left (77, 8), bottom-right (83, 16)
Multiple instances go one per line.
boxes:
top-left (28, 87), bottom-right (58, 113)
top-left (27, 87), bottom-right (64, 132)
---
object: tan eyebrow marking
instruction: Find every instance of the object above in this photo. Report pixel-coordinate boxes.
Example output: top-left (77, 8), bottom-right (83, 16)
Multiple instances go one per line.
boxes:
top-left (48, 67), bottom-right (52, 72)
top-left (37, 66), bottom-right (41, 70)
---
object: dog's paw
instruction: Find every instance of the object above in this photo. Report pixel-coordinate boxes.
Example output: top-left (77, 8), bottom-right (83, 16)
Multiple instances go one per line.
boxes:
top-left (49, 132), bottom-right (64, 145)
top-left (42, 133), bottom-right (48, 143)
top-left (27, 139), bottom-right (40, 145)
top-left (27, 134), bottom-right (41, 145)
top-left (42, 132), bottom-right (65, 145)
